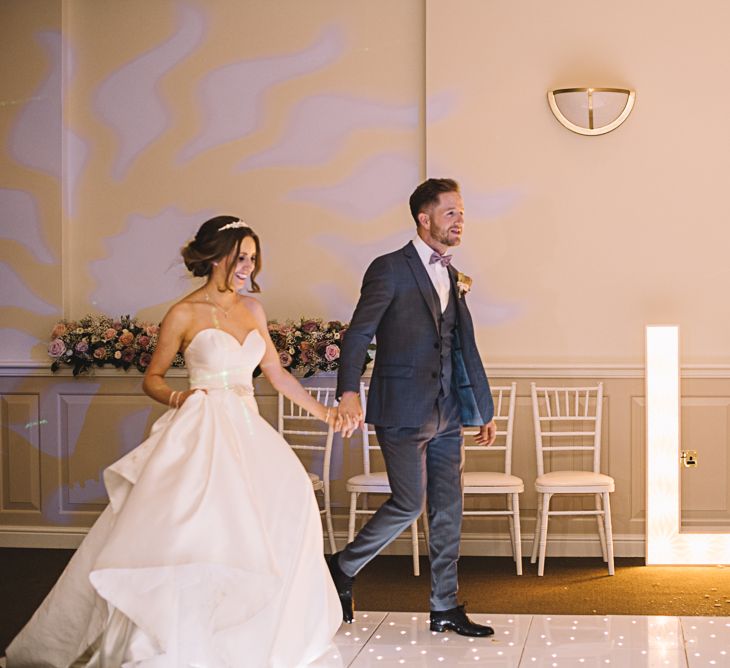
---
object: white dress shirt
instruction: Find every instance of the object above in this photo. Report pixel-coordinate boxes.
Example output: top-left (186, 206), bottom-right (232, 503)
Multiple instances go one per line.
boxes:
top-left (413, 235), bottom-right (451, 313)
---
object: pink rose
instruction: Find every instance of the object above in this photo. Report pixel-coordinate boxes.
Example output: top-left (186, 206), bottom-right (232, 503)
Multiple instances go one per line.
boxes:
top-left (51, 323), bottom-right (67, 338)
top-left (145, 324), bottom-right (159, 336)
top-left (119, 331), bottom-right (134, 346)
top-left (48, 338), bottom-right (66, 357)
top-left (113, 321), bottom-right (123, 331)
top-left (122, 348), bottom-right (135, 363)
top-left (103, 328), bottom-right (117, 341)
top-left (139, 352), bottom-right (152, 367)
top-left (75, 340), bottom-right (89, 353)
top-left (137, 335), bottom-right (150, 349)
top-left (325, 344), bottom-right (340, 362)
top-left (93, 347), bottom-right (107, 360)
top-left (279, 351), bottom-right (293, 367)
top-left (301, 320), bottom-right (318, 333)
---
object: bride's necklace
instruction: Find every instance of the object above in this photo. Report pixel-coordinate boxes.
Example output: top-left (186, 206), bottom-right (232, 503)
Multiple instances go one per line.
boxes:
top-left (204, 289), bottom-right (236, 318)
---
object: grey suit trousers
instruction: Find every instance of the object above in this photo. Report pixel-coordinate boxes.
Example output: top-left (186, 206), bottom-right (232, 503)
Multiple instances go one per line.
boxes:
top-left (338, 391), bottom-right (464, 611)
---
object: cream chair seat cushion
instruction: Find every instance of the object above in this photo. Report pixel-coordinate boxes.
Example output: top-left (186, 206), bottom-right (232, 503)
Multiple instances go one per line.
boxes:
top-left (535, 470), bottom-right (614, 491)
top-left (464, 472), bottom-right (524, 489)
top-left (346, 471), bottom-right (389, 488)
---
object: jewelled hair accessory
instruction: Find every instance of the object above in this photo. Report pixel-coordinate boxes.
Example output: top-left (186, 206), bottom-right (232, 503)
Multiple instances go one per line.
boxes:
top-left (217, 219), bottom-right (251, 232)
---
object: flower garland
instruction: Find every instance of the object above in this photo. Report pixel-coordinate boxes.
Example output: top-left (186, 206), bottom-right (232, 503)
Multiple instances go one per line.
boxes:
top-left (48, 315), bottom-right (182, 375)
top-left (265, 317), bottom-right (373, 378)
top-left (49, 315), bottom-right (373, 377)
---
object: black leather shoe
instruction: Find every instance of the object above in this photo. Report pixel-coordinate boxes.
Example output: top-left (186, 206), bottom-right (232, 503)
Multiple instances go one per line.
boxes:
top-left (430, 604), bottom-right (494, 637)
top-left (327, 551), bottom-right (354, 623)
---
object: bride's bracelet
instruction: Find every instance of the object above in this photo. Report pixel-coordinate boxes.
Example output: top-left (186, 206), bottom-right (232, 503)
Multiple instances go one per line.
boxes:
top-left (169, 390), bottom-right (179, 408)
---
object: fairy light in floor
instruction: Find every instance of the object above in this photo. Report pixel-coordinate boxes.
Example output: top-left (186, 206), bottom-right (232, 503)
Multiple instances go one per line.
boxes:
top-left (320, 612), bottom-right (730, 665)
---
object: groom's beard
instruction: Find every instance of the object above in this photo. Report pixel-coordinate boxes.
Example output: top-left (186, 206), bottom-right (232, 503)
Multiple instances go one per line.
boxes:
top-left (433, 228), bottom-right (463, 248)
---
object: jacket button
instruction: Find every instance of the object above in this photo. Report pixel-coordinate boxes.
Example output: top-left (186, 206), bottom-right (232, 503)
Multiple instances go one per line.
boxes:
top-left (431, 372), bottom-right (438, 379)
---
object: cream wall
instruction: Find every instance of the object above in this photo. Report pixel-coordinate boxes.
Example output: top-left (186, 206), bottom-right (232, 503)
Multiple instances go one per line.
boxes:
top-left (426, 0), bottom-right (730, 365)
top-left (3, 1), bottom-right (730, 552)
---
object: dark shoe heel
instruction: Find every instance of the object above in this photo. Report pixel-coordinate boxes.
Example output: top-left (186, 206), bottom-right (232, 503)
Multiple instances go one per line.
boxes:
top-left (328, 552), bottom-right (355, 624)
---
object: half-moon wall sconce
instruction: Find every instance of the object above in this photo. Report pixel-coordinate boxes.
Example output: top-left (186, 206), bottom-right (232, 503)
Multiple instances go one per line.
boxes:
top-left (548, 87), bottom-right (636, 136)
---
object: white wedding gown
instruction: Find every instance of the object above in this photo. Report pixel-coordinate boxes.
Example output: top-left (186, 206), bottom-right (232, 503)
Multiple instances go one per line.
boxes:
top-left (6, 328), bottom-right (341, 667)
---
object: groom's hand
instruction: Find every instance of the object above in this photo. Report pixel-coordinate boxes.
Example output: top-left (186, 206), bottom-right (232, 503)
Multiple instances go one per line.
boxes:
top-left (338, 391), bottom-right (364, 437)
top-left (474, 419), bottom-right (497, 446)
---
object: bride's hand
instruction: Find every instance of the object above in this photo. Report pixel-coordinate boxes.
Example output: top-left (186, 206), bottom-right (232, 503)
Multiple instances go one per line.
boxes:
top-left (321, 404), bottom-right (339, 428)
top-left (176, 388), bottom-right (207, 408)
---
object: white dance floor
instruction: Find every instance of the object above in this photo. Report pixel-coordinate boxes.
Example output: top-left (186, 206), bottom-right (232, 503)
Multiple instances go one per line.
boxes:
top-left (1, 613), bottom-right (727, 667)
top-left (310, 612), bottom-right (730, 667)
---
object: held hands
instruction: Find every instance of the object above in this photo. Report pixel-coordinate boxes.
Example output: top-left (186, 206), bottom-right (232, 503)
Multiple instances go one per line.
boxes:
top-left (321, 405), bottom-right (343, 430)
top-left (337, 391), bottom-right (364, 438)
top-left (320, 405), bottom-right (355, 433)
top-left (474, 419), bottom-right (497, 446)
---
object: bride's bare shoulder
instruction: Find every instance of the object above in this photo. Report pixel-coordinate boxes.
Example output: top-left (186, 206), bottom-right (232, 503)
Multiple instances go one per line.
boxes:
top-left (177, 287), bottom-right (207, 307)
top-left (240, 294), bottom-right (265, 316)
top-left (237, 296), bottom-right (268, 331)
top-left (160, 296), bottom-right (200, 334)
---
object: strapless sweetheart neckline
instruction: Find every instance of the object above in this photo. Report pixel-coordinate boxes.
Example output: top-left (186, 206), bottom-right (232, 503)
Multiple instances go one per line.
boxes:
top-left (186, 327), bottom-right (262, 352)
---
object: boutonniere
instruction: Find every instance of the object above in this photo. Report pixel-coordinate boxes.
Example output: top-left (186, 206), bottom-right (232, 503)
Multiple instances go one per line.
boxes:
top-left (456, 272), bottom-right (472, 298)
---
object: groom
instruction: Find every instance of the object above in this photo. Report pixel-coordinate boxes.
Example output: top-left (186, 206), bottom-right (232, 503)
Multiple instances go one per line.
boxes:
top-left (330, 178), bottom-right (497, 637)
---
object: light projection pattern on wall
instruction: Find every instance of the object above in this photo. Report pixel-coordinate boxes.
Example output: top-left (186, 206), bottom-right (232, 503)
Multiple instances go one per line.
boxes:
top-left (309, 229), bottom-right (410, 319)
top-left (32, 385), bottom-right (156, 522)
top-left (63, 128), bottom-right (89, 219)
top-left (645, 325), bottom-right (730, 564)
top-left (0, 262), bottom-right (58, 315)
top-left (0, 188), bottom-right (55, 263)
top-left (287, 153), bottom-right (418, 221)
top-left (2, 27), bottom-right (64, 364)
top-left (238, 95), bottom-right (418, 171)
top-left (3, 9), bottom-right (440, 362)
top-left (8, 31), bottom-right (61, 178)
top-left (89, 208), bottom-right (210, 315)
top-left (0, 329), bottom-right (40, 362)
top-left (179, 26), bottom-right (345, 163)
top-left (94, 4), bottom-right (206, 179)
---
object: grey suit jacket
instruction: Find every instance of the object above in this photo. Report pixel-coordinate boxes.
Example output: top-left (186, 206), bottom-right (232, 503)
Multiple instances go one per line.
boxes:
top-left (337, 241), bottom-right (494, 428)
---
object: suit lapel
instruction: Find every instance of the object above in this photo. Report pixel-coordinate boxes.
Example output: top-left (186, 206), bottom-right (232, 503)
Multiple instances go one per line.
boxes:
top-left (447, 264), bottom-right (464, 320)
top-left (403, 242), bottom-right (440, 332)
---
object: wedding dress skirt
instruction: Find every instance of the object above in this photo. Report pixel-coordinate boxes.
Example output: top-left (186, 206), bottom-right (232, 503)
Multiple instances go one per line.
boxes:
top-left (6, 328), bottom-right (341, 667)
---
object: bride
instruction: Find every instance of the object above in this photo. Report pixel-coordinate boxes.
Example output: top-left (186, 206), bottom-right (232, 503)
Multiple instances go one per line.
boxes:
top-left (6, 216), bottom-right (343, 667)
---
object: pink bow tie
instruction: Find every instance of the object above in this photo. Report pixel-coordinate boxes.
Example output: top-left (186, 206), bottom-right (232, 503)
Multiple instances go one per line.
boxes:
top-left (429, 251), bottom-right (453, 267)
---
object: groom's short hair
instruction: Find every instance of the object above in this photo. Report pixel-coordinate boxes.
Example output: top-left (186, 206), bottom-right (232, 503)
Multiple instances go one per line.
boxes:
top-left (409, 178), bottom-right (460, 225)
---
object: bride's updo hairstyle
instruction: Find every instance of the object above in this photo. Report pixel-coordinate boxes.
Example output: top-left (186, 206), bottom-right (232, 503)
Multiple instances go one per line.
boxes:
top-left (181, 215), bottom-right (262, 293)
